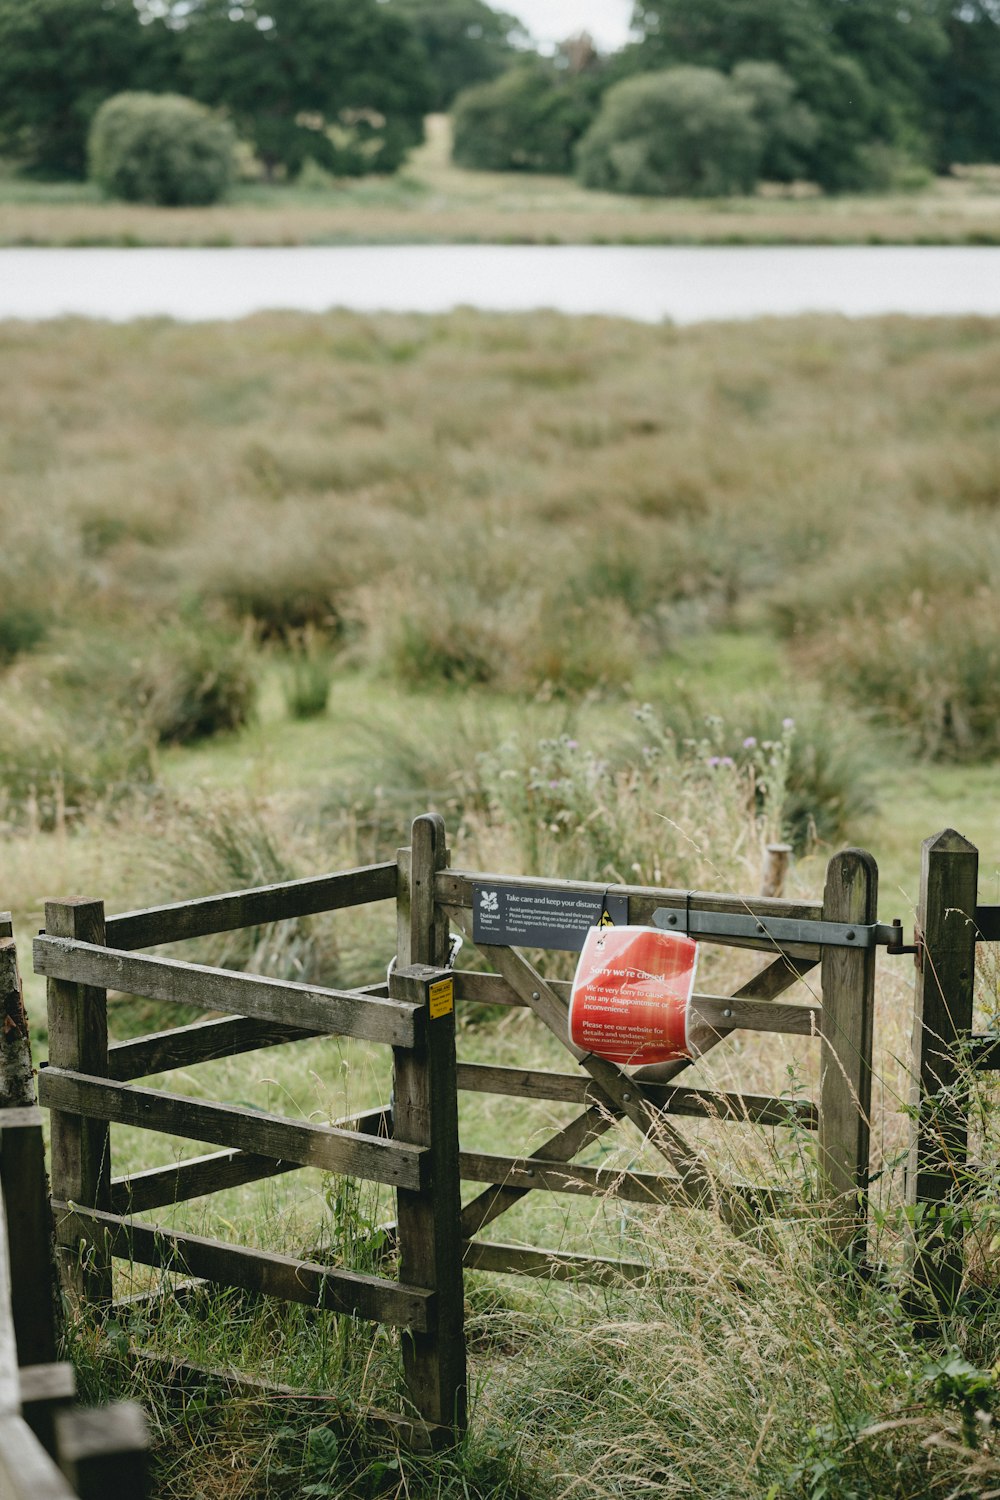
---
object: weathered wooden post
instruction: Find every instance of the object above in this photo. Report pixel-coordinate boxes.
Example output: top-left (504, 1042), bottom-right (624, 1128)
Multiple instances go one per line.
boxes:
top-left (818, 848), bottom-right (878, 1260)
top-left (1, 919), bottom-right (36, 1110)
top-left (760, 843), bottom-right (793, 899)
top-left (44, 900), bottom-right (113, 1306)
top-left (391, 816), bottom-right (466, 1439)
top-left (905, 829), bottom-right (979, 1314)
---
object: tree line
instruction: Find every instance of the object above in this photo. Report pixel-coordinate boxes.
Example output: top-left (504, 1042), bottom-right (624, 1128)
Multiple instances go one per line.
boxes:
top-left (0, 0), bottom-right (997, 199)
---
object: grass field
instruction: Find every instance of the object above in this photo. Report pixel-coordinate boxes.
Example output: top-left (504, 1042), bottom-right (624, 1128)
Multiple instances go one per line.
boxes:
top-left (2, 304), bottom-right (1000, 1497)
top-left (4, 115), bottom-right (1000, 246)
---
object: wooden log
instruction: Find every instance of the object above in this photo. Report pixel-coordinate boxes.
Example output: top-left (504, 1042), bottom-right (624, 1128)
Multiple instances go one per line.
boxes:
top-left (49, 1204), bottom-right (432, 1330)
top-left (906, 829), bottom-right (980, 1313)
top-left (109, 1107), bottom-right (388, 1214)
top-left (0, 1109), bottom-right (59, 1367)
top-left (463, 1239), bottom-right (649, 1286)
top-left (105, 862), bottom-right (397, 950)
top-left (39, 1070), bottom-right (425, 1191)
top-left (818, 849), bottom-right (879, 1260)
top-left (391, 885), bottom-right (467, 1433)
top-left (1, 939), bottom-right (35, 1110)
top-left (454, 1062), bottom-right (817, 1127)
top-left (53, 1403), bottom-right (149, 1500)
top-left (34, 938), bottom-right (419, 1049)
top-left (43, 900), bottom-right (112, 1306)
top-left (0, 1413), bottom-right (79, 1500)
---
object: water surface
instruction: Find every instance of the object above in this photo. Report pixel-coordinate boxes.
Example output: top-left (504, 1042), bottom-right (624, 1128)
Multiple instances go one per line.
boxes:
top-left (2, 244), bottom-right (999, 323)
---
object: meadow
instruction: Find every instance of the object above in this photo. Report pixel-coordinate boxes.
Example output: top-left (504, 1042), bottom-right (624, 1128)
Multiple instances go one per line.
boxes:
top-left (4, 116), bottom-right (1000, 247)
top-left (2, 305), bottom-right (1000, 1497)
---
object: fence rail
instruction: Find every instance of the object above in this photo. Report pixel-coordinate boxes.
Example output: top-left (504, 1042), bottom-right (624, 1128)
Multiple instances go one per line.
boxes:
top-left (12, 818), bottom-right (985, 1446)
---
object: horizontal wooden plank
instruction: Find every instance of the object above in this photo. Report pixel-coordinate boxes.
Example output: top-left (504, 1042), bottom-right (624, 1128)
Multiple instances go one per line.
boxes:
top-left (105, 863), bottom-right (397, 950)
top-left (18, 1363), bottom-right (76, 1408)
top-left (689, 995), bottom-right (821, 1038)
top-left (107, 1016), bottom-right (317, 1081)
top-left (458, 1151), bottom-right (788, 1214)
top-left (459, 1151), bottom-right (692, 1206)
top-left (107, 981), bottom-right (389, 1080)
top-left (453, 1062), bottom-right (817, 1128)
top-left (34, 937), bottom-right (418, 1049)
top-left (39, 1070), bottom-right (424, 1192)
top-left (110, 1107), bottom-right (388, 1214)
top-left (51, 1204), bottom-right (432, 1331)
top-left (0, 1413), bottom-right (79, 1500)
top-left (440, 871), bottom-right (822, 957)
top-left (463, 1239), bottom-right (650, 1286)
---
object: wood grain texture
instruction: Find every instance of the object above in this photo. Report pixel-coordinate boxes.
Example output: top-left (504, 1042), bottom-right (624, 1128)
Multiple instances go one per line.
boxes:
top-left (109, 1108), bottom-right (387, 1214)
top-left (105, 863), bottom-right (397, 950)
top-left (0, 1110), bottom-right (59, 1368)
top-left (43, 900), bottom-right (112, 1305)
top-left (50, 1204), bottom-right (432, 1330)
top-left (54, 1403), bottom-right (149, 1500)
top-left (819, 849), bottom-right (878, 1259)
top-left (463, 1239), bottom-right (649, 1285)
top-left (39, 1070), bottom-right (426, 1191)
top-left (0, 1413), bottom-right (79, 1500)
top-left (35, 938), bottom-right (418, 1048)
top-left (906, 829), bottom-right (979, 1310)
top-left (454, 1062), bottom-right (817, 1126)
top-left (0, 939), bottom-right (35, 1110)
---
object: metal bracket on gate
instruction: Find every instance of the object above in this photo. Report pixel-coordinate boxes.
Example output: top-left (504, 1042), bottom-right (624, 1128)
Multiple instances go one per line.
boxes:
top-left (652, 906), bottom-right (908, 951)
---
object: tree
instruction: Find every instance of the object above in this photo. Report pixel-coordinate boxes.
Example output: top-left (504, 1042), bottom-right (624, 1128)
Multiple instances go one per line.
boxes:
top-left (932, 1), bottom-right (1000, 166)
top-left (575, 67), bottom-right (763, 196)
top-left (731, 61), bottom-right (817, 181)
top-left (0, 0), bottom-right (178, 177)
top-left (181, 0), bottom-right (433, 178)
top-left (624, 0), bottom-right (945, 189)
top-left (452, 60), bottom-right (601, 173)
top-left (387, 0), bottom-right (529, 112)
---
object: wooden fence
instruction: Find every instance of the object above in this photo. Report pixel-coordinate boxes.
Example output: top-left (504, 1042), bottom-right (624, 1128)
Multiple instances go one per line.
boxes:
top-left (1, 819), bottom-right (995, 1460)
top-left (1, 916), bottom-right (149, 1499)
top-left (905, 829), bottom-right (1000, 1312)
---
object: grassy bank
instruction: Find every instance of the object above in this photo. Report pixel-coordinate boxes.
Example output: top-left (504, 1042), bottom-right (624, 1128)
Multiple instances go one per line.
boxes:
top-left (2, 306), bottom-right (999, 1497)
top-left (4, 117), bottom-right (1000, 246)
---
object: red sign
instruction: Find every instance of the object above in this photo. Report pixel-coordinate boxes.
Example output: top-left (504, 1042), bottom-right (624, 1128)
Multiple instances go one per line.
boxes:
top-left (568, 926), bottom-right (698, 1065)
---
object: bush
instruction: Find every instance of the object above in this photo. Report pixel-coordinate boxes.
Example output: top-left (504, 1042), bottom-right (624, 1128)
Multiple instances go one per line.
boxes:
top-left (452, 63), bottom-right (599, 174)
top-left (131, 623), bottom-right (257, 744)
top-left (87, 92), bottom-right (235, 206)
top-left (575, 67), bottom-right (762, 197)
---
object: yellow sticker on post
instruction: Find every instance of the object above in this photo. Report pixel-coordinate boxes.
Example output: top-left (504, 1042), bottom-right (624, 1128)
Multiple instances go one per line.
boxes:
top-left (429, 978), bottom-right (454, 1019)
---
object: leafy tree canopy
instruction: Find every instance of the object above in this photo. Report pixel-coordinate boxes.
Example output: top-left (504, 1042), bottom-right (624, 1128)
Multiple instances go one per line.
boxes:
top-left (180, 0), bottom-right (433, 177)
top-left (0, 0), bottom-right (178, 177)
top-left (386, 0), bottom-right (530, 112)
top-left (452, 59), bottom-right (603, 174)
top-left (625, 0), bottom-right (951, 188)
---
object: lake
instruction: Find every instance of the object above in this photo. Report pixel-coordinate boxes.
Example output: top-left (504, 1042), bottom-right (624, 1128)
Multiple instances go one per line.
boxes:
top-left (1, 244), bottom-right (999, 323)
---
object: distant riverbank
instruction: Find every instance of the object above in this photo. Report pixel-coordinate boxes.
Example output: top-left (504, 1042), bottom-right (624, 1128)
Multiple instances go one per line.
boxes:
top-left (3, 244), bottom-right (1000, 323)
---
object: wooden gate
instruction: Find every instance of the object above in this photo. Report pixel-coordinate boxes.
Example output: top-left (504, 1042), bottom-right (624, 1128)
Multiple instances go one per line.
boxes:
top-left (408, 816), bottom-right (887, 1270)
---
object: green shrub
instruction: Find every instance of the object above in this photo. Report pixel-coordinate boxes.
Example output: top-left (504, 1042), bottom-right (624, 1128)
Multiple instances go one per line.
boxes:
top-left (87, 92), bottom-right (235, 206)
top-left (131, 623), bottom-right (257, 744)
top-left (281, 628), bottom-right (333, 720)
top-left (575, 67), bottom-right (762, 197)
top-left (452, 62), bottom-right (599, 174)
